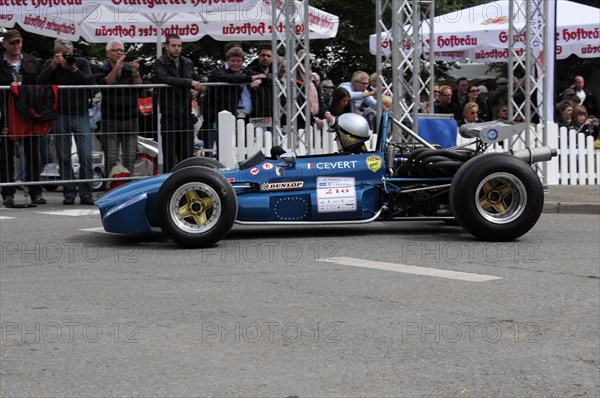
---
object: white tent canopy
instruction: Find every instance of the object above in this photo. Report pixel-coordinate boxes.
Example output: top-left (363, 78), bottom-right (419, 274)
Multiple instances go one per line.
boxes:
top-left (370, 0), bottom-right (599, 62)
top-left (1, 0), bottom-right (338, 43)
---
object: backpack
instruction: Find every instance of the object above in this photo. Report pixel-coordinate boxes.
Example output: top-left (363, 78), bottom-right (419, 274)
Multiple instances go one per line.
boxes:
top-left (8, 84), bottom-right (59, 140)
top-left (10, 83), bottom-right (59, 122)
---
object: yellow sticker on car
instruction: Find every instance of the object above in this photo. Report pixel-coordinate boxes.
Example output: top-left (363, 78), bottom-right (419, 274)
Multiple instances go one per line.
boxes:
top-left (366, 155), bottom-right (382, 172)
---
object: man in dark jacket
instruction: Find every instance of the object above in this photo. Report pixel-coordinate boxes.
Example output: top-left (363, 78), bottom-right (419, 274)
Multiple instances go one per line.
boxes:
top-left (153, 33), bottom-right (203, 172)
top-left (202, 47), bottom-right (265, 151)
top-left (0, 29), bottom-right (46, 206)
top-left (37, 37), bottom-right (96, 205)
top-left (95, 38), bottom-right (143, 178)
top-left (451, 77), bottom-right (470, 118)
top-left (434, 85), bottom-right (460, 119)
top-left (245, 45), bottom-right (274, 120)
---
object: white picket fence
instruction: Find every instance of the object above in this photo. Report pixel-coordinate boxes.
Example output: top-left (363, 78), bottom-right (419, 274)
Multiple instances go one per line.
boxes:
top-left (548, 125), bottom-right (599, 185)
top-left (217, 111), bottom-right (599, 185)
top-left (456, 123), bottom-right (599, 185)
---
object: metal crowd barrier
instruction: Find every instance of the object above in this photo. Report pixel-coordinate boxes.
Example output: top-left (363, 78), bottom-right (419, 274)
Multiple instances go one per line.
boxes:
top-left (0, 82), bottom-right (271, 193)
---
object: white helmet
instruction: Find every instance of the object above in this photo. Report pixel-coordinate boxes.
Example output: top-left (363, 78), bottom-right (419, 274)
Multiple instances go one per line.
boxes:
top-left (330, 113), bottom-right (371, 153)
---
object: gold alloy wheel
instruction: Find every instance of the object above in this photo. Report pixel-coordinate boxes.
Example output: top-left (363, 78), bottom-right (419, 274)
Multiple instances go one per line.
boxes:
top-left (168, 182), bottom-right (221, 233)
top-left (475, 172), bottom-right (527, 224)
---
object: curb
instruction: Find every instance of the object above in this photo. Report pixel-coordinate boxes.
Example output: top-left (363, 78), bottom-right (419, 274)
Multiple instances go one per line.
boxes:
top-left (542, 202), bottom-right (600, 215)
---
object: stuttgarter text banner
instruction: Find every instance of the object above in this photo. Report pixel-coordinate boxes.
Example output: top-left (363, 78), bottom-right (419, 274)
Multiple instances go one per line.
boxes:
top-left (1, 0), bottom-right (339, 42)
top-left (0, 0), bottom-right (255, 14)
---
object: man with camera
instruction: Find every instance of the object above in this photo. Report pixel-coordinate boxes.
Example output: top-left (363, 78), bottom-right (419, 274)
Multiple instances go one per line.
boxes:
top-left (37, 38), bottom-right (96, 205)
top-left (95, 39), bottom-right (143, 184)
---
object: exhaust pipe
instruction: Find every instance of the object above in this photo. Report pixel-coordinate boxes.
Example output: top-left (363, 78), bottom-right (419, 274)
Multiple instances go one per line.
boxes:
top-left (511, 146), bottom-right (557, 164)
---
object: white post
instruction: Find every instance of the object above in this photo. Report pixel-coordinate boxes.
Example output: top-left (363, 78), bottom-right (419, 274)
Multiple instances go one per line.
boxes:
top-left (559, 127), bottom-right (568, 185)
top-left (585, 136), bottom-right (595, 185)
top-left (217, 111), bottom-right (236, 168)
top-left (568, 130), bottom-right (577, 185)
top-left (255, 126), bottom-right (264, 153)
top-left (245, 122), bottom-right (254, 157)
top-left (577, 133), bottom-right (586, 185)
top-left (546, 123), bottom-right (559, 185)
top-left (264, 130), bottom-right (273, 153)
top-left (236, 118), bottom-right (245, 162)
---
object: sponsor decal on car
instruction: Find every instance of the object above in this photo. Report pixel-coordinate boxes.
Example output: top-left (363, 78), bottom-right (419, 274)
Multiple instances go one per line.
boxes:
top-left (262, 162), bottom-right (274, 170)
top-left (261, 181), bottom-right (304, 191)
top-left (316, 177), bottom-right (357, 213)
top-left (228, 178), bottom-right (236, 182)
top-left (307, 160), bottom-right (357, 170)
top-left (276, 167), bottom-right (285, 177)
top-left (486, 128), bottom-right (499, 141)
top-left (366, 155), bottom-right (382, 172)
top-left (250, 167), bottom-right (260, 176)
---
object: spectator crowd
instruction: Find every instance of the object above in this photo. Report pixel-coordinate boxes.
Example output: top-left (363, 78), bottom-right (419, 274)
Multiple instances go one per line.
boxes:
top-left (1, 29), bottom-right (599, 207)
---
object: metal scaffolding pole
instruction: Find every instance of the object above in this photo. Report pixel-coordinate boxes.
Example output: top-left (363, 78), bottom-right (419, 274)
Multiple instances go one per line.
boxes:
top-left (271, 0), bottom-right (312, 153)
top-left (375, 0), bottom-right (548, 158)
top-left (508, 0), bottom-right (546, 144)
top-left (508, 0), bottom-right (548, 182)
top-left (375, 0), bottom-right (434, 140)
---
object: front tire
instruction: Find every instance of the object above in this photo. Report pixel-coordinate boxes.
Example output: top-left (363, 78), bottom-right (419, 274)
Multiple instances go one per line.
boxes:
top-left (449, 153), bottom-right (543, 241)
top-left (156, 166), bottom-right (237, 248)
top-left (170, 157), bottom-right (225, 173)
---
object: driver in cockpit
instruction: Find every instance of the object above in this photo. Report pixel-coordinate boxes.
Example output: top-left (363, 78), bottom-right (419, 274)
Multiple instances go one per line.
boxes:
top-left (270, 112), bottom-right (372, 158)
top-left (329, 113), bottom-right (372, 154)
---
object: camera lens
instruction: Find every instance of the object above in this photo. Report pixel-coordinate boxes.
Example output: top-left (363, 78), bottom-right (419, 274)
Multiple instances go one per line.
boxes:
top-left (63, 52), bottom-right (76, 65)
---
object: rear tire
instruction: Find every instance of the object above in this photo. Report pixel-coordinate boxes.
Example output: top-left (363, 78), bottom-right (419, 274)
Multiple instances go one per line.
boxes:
top-left (156, 166), bottom-right (237, 248)
top-left (449, 153), bottom-right (543, 241)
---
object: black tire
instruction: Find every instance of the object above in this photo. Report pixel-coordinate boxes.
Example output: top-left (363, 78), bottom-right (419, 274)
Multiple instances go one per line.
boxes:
top-left (170, 157), bottom-right (225, 173)
top-left (449, 153), bottom-right (543, 241)
top-left (92, 168), bottom-right (105, 191)
top-left (156, 166), bottom-right (237, 248)
top-left (43, 184), bottom-right (58, 192)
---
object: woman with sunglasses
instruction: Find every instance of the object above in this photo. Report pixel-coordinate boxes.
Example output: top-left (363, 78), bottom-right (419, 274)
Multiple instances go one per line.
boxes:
top-left (458, 102), bottom-right (484, 126)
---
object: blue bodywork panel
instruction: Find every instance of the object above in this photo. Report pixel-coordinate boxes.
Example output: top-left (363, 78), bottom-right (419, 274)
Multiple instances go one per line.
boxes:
top-left (96, 151), bottom-right (387, 234)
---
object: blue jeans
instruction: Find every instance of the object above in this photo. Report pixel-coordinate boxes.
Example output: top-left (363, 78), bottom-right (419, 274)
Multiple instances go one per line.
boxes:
top-left (54, 113), bottom-right (93, 199)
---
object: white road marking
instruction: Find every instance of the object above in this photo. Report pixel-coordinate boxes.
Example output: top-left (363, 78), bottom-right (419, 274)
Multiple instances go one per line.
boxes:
top-left (322, 257), bottom-right (502, 282)
top-left (79, 227), bottom-right (109, 234)
top-left (0, 216), bottom-right (14, 220)
top-left (37, 209), bottom-right (100, 217)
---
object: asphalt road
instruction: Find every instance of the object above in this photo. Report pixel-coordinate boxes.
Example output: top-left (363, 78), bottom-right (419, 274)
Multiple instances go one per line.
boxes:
top-left (1, 205), bottom-right (599, 397)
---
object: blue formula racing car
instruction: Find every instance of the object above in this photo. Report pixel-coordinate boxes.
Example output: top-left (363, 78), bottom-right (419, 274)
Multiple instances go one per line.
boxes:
top-left (96, 113), bottom-right (557, 248)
